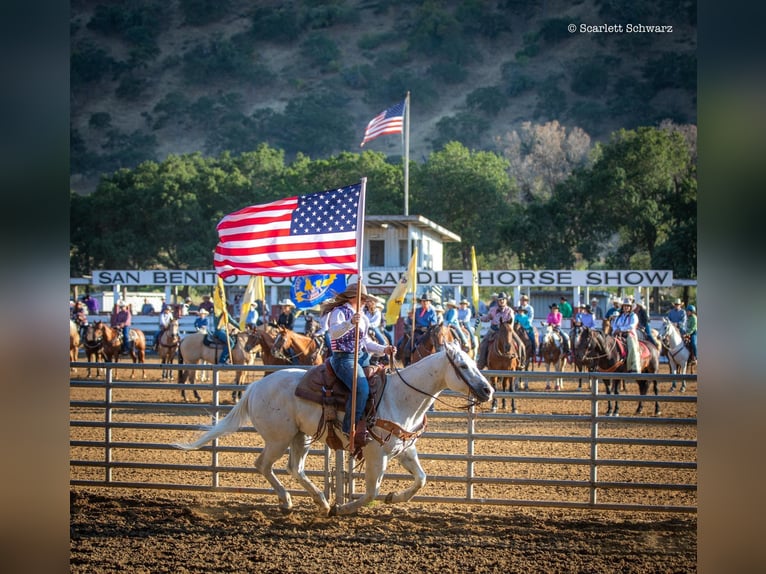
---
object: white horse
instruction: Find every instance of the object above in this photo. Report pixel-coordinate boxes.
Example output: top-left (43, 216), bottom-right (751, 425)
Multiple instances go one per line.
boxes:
top-left (540, 323), bottom-right (565, 391)
top-left (173, 343), bottom-right (493, 516)
top-left (660, 318), bottom-right (690, 392)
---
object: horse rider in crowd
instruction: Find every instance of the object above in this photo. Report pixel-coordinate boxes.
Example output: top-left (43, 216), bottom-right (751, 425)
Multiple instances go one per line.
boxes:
top-left (201, 306), bottom-right (237, 364)
top-left (573, 303), bottom-right (596, 329)
top-left (83, 293), bottom-right (99, 315)
top-left (413, 293), bottom-right (438, 343)
top-left (153, 305), bottom-right (175, 352)
top-left (685, 304), bottom-right (697, 363)
top-left (275, 299), bottom-right (296, 331)
top-left (590, 297), bottom-right (604, 320)
top-left (363, 296), bottom-right (388, 346)
top-left (198, 294), bottom-right (215, 315)
top-left (612, 298), bottom-right (641, 372)
top-left (140, 298), bottom-right (155, 315)
top-left (518, 293), bottom-right (535, 322)
top-left (320, 283), bottom-right (396, 456)
top-left (666, 298), bottom-right (687, 333)
top-left (457, 298), bottom-right (478, 350)
top-left (545, 302), bottom-right (572, 358)
top-left (515, 305), bottom-right (537, 357)
top-left (443, 299), bottom-right (470, 351)
top-left (194, 307), bottom-right (209, 333)
top-left (634, 301), bottom-right (660, 348)
top-left (476, 292), bottom-right (514, 369)
top-left (111, 301), bottom-right (133, 354)
top-left (73, 300), bottom-right (89, 342)
top-left (604, 297), bottom-right (622, 322)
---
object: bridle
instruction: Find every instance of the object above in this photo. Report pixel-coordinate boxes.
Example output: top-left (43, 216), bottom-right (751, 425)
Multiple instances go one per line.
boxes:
top-left (660, 321), bottom-right (687, 362)
top-left (388, 346), bottom-right (485, 410)
top-left (272, 329), bottom-right (320, 363)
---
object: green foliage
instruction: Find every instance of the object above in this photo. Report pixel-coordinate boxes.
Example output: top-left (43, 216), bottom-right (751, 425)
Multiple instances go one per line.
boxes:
top-left (537, 18), bottom-right (572, 45)
top-left (569, 101), bottom-right (607, 135)
top-left (250, 5), bottom-right (303, 43)
top-left (570, 59), bottom-right (610, 96)
top-left (89, 112), bottom-right (112, 130)
top-left (180, 0), bottom-right (232, 26)
top-left (115, 75), bottom-right (149, 101)
top-left (358, 31), bottom-right (399, 51)
top-left (431, 112), bottom-right (490, 151)
top-left (643, 52), bottom-right (697, 92)
top-left (341, 64), bottom-right (376, 90)
top-left (466, 86), bottom-right (507, 116)
top-left (427, 61), bottom-right (468, 85)
top-left (86, 2), bottom-right (170, 64)
top-left (71, 40), bottom-right (116, 84)
top-left (533, 77), bottom-right (567, 120)
top-left (181, 35), bottom-right (275, 85)
top-left (300, 33), bottom-right (341, 73)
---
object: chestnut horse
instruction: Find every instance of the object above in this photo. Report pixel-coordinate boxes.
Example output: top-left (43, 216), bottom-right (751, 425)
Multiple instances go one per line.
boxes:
top-left (244, 325), bottom-right (290, 375)
top-left (486, 320), bottom-right (523, 412)
top-left (574, 327), bottom-right (661, 416)
top-left (271, 326), bottom-right (327, 366)
top-left (95, 321), bottom-right (147, 379)
top-left (69, 320), bottom-right (80, 369)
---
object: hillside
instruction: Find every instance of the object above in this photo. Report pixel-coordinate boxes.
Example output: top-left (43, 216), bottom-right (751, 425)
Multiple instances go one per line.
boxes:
top-left (70, 0), bottom-right (697, 194)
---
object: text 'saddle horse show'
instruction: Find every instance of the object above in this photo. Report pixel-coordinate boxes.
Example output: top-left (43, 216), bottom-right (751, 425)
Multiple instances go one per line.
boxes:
top-left (175, 344), bottom-right (493, 516)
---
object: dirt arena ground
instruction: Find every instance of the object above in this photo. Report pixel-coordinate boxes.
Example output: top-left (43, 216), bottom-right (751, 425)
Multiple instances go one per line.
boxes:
top-left (70, 356), bottom-right (697, 573)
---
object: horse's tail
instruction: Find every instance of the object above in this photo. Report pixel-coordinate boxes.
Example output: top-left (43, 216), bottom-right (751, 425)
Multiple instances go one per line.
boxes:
top-left (172, 386), bottom-right (253, 450)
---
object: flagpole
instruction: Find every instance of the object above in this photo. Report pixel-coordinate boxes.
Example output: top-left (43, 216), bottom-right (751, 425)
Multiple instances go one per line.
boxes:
top-left (403, 91), bottom-right (410, 216)
top-left (349, 178), bottom-right (367, 456)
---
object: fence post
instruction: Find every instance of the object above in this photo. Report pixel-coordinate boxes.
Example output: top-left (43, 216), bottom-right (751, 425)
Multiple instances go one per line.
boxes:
top-left (589, 372), bottom-right (599, 507)
top-left (212, 365), bottom-right (220, 489)
top-left (105, 365), bottom-right (114, 483)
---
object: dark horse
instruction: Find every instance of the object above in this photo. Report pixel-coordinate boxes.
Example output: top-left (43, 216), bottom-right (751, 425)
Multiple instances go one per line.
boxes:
top-left (575, 327), bottom-right (661, 416)
top-left (395, 323), bottom-right (455, 367)
top-left (486, 320), bottom-right (524, 413)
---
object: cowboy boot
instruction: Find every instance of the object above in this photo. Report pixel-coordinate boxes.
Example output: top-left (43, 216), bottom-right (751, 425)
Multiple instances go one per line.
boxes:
top-left (351, 423), bottom-right (370, 460)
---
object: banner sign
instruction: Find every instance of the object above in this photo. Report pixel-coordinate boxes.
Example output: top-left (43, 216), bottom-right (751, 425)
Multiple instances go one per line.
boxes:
top-left (290, 274), bottom-right (346, 309)
top-left (91, 269), bottom-right (673, 288)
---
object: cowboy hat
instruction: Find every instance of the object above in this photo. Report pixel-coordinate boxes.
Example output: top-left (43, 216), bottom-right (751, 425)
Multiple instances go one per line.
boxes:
top-left (419, 293), bottom-right (432, 302)
top-left (621, 297), bottom-right (633, 306)
top-left (338, 282), bottom-right (371, 300)
top-left (673, 298), bottom-right (683, 305)
top-left (445, 299), bottom-right (458, 307)
top-left (198, 308), bottom-right (209, 315)
top-left (279, 299), bottom-right (295, 307)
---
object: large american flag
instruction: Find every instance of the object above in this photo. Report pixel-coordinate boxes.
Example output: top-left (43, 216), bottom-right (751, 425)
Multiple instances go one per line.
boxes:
top-left (214, 182), bottom-right (365, 278)
top-left (360, 100), bottom-right (405, 147)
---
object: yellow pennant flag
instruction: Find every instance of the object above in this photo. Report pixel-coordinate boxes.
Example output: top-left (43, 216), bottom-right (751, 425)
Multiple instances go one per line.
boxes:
top-left (471, 246), bottom-right (480, 315)
top-left (386, 247), bottom-right (418, 325)
top-left (214, 275), bottom-right (228, 329)
top-left (239, 275), bottom-right (265, 331)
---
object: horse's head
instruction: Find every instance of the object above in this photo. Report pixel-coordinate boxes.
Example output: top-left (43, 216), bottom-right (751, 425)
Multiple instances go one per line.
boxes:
top-left (429, 323), bottom-right (453, 352)
top-left (244, 330), bottom-right (262, 353)
top-left (576, 327), bottom-right (604, 360)
top-left (443, 342), bottom-right (493, 403)
top-left (271, 326), bottom-right (292, 361)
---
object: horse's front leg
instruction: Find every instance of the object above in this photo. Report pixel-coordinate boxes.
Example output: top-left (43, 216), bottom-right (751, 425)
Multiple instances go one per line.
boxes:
top-left (383, 445), bottom-right (427, 504)
top-left (330, 446), bottom-right (389, 516)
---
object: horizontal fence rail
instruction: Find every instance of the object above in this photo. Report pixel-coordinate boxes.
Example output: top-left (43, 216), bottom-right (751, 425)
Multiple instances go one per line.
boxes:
top-left (70, 361), bottom-right (697, 513)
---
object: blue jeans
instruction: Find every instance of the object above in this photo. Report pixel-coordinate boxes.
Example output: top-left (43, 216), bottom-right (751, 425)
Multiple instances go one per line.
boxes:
top-left (330, 351), bottom-right (369, 433)
top-left (214, 328), bottom-right (229, 363)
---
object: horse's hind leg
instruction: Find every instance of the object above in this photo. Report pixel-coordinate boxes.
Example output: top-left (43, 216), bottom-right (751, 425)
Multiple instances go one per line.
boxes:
top-left (332, 447), bottom-right (391, 516)
top-left (287, 434), bottom-right (331, 515)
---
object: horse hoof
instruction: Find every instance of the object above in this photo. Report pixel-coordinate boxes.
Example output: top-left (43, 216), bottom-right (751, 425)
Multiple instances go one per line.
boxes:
top-left (328, 504), bottom-right (338, 517)
top-left (385, 492), bottom-right (394, 504)
top-left (278, 506), bottom-right (293, 515)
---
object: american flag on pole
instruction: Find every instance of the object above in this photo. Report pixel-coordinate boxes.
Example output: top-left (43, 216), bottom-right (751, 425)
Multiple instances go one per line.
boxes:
top-left (214, 182), bottom-right (365, 278)
top-left (360, 100), bottom-right (405, 147)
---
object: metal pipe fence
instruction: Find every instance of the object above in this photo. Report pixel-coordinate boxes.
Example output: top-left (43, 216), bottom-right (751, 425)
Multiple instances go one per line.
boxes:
top-left (70, 361), bottom-right (696, 513)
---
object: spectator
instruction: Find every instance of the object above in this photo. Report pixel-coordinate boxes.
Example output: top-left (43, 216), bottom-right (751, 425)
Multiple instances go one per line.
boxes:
top-left (140, 298), bottom-right (155, 315)
top-left (83, 293), bottom-right (99, 316)
top-left (186, 296), bottom-right (200, 315)
top-left (245, 304), bottom-right (259, 331)
top-left (199, 294), bottom-right (215, 315)
top-left (590, 297), bottom-right (604, 320)
top-left (558, 297), bottom-right (573, 319)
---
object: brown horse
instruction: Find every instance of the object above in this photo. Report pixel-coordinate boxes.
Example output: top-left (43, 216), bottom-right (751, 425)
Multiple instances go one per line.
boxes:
top-left (540, 324), bottom-right (566, 391)
top-left (570, 324), bottom-right (596, 391)
top-left (575, 327), bottom-right (661, 416)
top-left (82, 323), bottom-right (104, 377)
top-left (177, 331), bottom-right (258, 402)
top-left (271, 326), bottom-right (327, 366)
top-left (512, 321), bottom-right (537, 391)
top-left (157, 319), bottom-right (180, 380)
top-left (244, 325), bottom-right (290, 374)
top-left (95, 321), bottom-right (147, 379)
top-left (486, 320), bottom-right (523, 412)
top-left (396, 323), bottom-right (455, 367)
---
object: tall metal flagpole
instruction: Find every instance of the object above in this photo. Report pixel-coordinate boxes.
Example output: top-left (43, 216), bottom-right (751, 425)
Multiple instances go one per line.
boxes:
top-left (349, 177), bottom-right (367, 458)
top-left (403, 91), bottom-right (410, 216)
